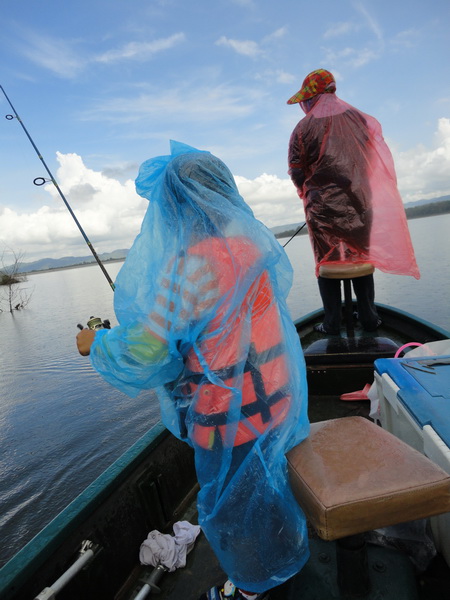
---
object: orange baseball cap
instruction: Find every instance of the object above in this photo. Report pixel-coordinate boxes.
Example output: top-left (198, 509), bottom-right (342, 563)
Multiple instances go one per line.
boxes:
top-left (287, 69), bottom-right (336, 104)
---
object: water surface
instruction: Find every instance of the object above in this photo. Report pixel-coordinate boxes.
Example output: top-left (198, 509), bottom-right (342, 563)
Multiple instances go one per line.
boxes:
top-left (0, 214), bottom-right (449, 566)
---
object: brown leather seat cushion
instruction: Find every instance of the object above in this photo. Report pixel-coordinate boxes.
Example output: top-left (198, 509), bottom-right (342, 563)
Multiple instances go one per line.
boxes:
top-left (287, 417), bottom-right (450, 541)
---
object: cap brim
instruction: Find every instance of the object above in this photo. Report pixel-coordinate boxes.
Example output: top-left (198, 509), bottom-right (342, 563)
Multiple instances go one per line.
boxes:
top-left (287, 90), bottom-right (305, 105)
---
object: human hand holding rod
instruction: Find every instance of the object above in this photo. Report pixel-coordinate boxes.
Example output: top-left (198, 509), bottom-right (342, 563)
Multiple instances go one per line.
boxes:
top-left (76, 316), bottom-right (111, 356)
top-left (76, 328), bottom-right (96, 356)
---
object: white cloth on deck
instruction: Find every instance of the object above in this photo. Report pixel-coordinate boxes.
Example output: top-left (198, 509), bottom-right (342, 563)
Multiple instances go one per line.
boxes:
top-left (139, 520), bottom-right (201, 572)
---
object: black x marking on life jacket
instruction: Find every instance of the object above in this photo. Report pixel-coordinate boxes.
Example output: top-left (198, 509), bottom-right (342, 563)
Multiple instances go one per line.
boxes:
top-left (189, 341), bottom-right (288, 427)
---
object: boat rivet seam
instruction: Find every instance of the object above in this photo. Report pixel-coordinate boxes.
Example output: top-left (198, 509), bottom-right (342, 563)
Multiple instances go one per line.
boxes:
top-left (372, 560), bottom-right (386, 573)
top-left (318, 552), bottom-right (331, 563)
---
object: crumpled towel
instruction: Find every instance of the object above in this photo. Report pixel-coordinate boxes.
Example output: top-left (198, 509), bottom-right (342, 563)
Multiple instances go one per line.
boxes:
top-left (139, 520), bottom-right (201, 572)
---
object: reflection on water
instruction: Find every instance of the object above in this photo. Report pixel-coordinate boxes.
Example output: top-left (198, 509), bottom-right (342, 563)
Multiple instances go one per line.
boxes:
top-left (0, 214), bottom-right (449, 566)
top-left (0, 262), bottom-right (160, 566)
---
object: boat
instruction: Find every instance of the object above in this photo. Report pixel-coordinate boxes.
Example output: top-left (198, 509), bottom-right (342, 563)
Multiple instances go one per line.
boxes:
top-left (1, 303), bottom-right (449, 600)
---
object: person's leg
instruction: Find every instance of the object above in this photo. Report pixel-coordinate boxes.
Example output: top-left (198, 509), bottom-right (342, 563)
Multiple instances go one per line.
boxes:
top-left (351, 274), bottom-right (380, 331)
top-left (317, 276), bottom-right (342, 334)
top-left (196, 441), bottom-right (272, 600)
top-left (197, 430), bottom-right (308, 600)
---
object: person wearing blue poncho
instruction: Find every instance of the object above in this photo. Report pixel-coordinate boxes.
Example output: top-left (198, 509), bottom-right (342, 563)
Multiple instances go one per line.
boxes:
top-left (76, 141), bottom-right (310, 599)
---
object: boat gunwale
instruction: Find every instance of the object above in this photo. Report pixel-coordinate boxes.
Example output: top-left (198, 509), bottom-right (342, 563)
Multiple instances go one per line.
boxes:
top-left (0, 422), bottom-right (168, 599)
top-left (294, 303), bottom-right (450, 341)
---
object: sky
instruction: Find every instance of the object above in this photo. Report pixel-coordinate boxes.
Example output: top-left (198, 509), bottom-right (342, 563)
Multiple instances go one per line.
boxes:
top-left (0, 0), bottom-right (449, 263)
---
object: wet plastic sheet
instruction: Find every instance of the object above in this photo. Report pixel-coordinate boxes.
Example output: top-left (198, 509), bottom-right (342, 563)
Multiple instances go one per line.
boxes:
top-left (89, 141), bottom-right (310, 592)
top-left (288, 93), bottom-right (420, 279)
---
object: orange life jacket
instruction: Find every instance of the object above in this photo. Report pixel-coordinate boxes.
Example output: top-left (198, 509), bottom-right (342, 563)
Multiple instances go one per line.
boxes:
top-left (183, 237), bottom-right (291, 449)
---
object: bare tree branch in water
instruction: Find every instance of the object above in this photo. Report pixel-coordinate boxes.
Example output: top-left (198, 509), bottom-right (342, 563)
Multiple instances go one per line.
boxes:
top-left (0, 248), bottom-right (33, 312)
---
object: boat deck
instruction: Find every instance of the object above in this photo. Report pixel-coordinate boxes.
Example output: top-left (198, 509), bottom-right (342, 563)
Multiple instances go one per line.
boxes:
top-left (3, 305), bottom-right (449, 600)
top-left (116, 392), bottom-right (376, 600)
top-left (118, 314), bottom-right (450, 599)
top-left (119, 541), bottom-right (450, 599)
top-left (119, 388), bottom-right (450, 600)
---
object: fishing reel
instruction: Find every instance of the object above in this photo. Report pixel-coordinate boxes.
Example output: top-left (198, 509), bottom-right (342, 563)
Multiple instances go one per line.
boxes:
top-left (77, 316), bottom-right (111, 331)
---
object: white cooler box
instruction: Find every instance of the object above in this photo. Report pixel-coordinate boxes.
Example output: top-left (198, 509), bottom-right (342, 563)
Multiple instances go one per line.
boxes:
top-left (374, 355), bottom-right (450, 567)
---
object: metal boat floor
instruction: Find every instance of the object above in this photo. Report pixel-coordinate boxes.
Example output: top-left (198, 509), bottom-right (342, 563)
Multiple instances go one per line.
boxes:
top-left (117, 508), bottom-right (225, 600)
top-left (120, 528), bottom-right (450, 600)
top-left (117, 393), bottom-right (450, 600)
top-left (308, 394), bottom-right (371, 423)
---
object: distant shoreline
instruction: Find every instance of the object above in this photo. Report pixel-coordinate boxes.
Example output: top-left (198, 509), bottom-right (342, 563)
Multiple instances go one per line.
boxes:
top-left (24, 257), bottom-right (126, 276)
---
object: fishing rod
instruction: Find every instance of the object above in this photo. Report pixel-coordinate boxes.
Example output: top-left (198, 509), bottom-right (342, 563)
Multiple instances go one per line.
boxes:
top-left (282, 222), bottom-right (307, 247)
top-left (0, 85), bottom-right (115, 291)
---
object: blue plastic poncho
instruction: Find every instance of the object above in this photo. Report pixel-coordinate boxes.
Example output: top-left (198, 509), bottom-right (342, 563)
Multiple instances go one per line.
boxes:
top-left (89, 141), bottom-right (310, 592)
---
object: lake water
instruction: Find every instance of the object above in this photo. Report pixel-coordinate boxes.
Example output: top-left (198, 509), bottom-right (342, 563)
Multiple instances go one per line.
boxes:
top-left (0, 214), bottom-right (449, 566)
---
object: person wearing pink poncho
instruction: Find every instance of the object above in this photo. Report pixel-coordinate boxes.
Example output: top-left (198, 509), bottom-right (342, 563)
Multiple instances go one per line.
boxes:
top-left (287, 69), bottom-right (419, 335)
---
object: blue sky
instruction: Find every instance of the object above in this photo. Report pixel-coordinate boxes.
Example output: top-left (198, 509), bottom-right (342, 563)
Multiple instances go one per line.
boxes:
top-left (1, 0), bottom-right (449, 262)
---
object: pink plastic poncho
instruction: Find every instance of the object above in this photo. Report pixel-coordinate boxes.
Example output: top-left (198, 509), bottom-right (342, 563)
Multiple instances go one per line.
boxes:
top-left (88, 141), bottom-right (310, 593)
top-left (288, 93), bottom-right (420, 279)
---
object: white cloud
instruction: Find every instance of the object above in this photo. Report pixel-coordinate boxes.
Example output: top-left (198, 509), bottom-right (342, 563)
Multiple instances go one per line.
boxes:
top-left (263, 27), bottom-right (288, 43)
top-left (350, 48), bottom-right (379, 68)
top-left (15, 29), bottom-right (186, 78)
top-left (79, 84), bottom-right (259, 124)
top-left (216, 27), bottom-right (287, 59)
top-left (323, 22), bottom-right (359, 39)
top-left (390, 29), bottom-right (419, 50)
top-left (94, 33), bottom-right (185, 64)
top-left (17, 32), bottom-right (84, 79)
top-left (216, 36), bottom-right (262, 58)
top-left (321, 3), bottom-right (384, 69)
top-left (2, 119), bottom-right (449, 262)
top-left (321, 45), bottom-right (379, 68)
top-left (254, 69), bottom-right (296, 85)
top-left (0, 153), bottom-right (147, 261)
top-left (394, 118), bottom-right (450, 202)
top-left (353, 1), bottom-right (383, 42)
top-left (0, 155), bottom-right (302, 261)
top-left (275, 70), bottom-right (297, 84)
top-left (231, 0), bottom-right (256, 7)
top-left (235, 173), bottom-right (304, 228)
